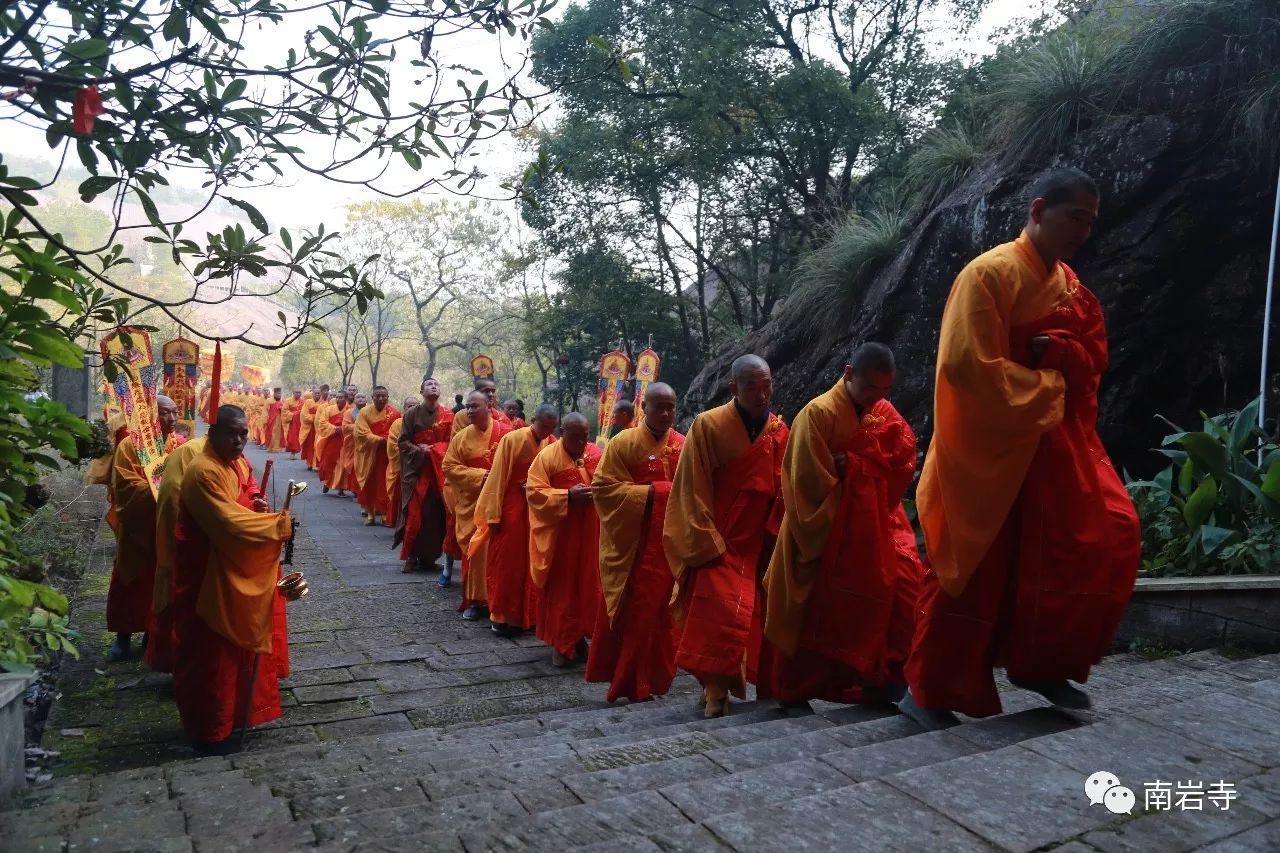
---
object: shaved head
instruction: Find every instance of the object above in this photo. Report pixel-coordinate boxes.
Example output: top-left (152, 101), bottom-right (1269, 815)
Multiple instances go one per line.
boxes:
top-left (642, 382), bottom-right (677, 435)
top-left (530, 403), bottom-right (559, 440)
top-left (156, 395), bottom-right (178, 436)
top-left (560, 412), bottom-right (591, 460)
top-left (730, 354), bottom-right (769, 384)
top-left (645, 382), bottom-right (675, 403)
top-left (728, 354), bottom-right (772, 419)
top-left (561, 411), bottom-right (589, 429)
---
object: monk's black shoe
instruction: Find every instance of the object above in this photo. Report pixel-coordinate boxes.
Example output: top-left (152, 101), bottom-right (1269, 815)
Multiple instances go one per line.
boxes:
top-left (192, 738), bottom-right (242, 756)
top-left (896, 689), bottom-right (960, 731)
top-left (1009, 678), bottom-right (1092, 710)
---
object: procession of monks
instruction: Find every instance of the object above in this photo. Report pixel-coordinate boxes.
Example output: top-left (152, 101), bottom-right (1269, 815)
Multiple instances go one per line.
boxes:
top-left (97, 168), bottom-right (1141, 748)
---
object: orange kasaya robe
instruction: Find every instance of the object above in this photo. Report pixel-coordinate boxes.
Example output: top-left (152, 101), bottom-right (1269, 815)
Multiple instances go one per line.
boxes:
top-left (395, 405), bottom-right (456, 563)
top-left (300, 395), bottom-right (320, 467)
top-left (451, 405), bottom-right (512, 437)
top-left (473, 426), bottom-right (556, 628)
top-left (107, 436), bottom-right (167, 635)
top-left (526, 441), bottom-right (602, 658)
top-left (266, 399), bottom-right (285, 452)
top-left (663, 403), bottom-right (788, 698)
top-left (354, 404), bottom-right (400, 518)
top-left (146, 437), bottom-right (207, 673)
top-left (586, 421), bottom-right (685, 703)
top-left (385, 417), bottom-right (404, 529)
top-left (316, 401), bottom-right (349, 488)
top-left (173, 443), bottom-right (292, 743)
top-left (87, 411), bottom-right (128, 488)
top-left (443, 420), bottom-right (510, 608)
top-left (908, 231), bottom-right (1141, 718)
top-left (335, 407), bottom-right (361, 493)
top-left (284, 398), bottom-right (303, 454)
top-left (759, 387), bottom-right (921, 704)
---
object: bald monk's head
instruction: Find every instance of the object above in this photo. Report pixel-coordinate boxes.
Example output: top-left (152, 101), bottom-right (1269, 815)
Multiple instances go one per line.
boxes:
top-left (728, 354), bottom-right (772, 420)
top-left (156, 395), bottom-right (178, 437)
top-left (372, 385), bottom-right (389, 411)
top-left (403, 395), bottom-right (421, 412)
top-left (642, 382), bottom-right (677, 436)
top-left (210, 404), bottom-right (249, 462)
top-left (421, 376), bottom-right (441, 402)
top-left (475, 378), bottom-right (498, 405)
top-left (530, 403), bottom-right (559, 441)
top-left (843, 342), bottom-right (896, 410)
top-left (611, 399), bottom-right (635, 429)
top-left (465, 389), bottom-right (492, 431)
top-left (1025, 167), bottom-right (1099, 267)
top-left (559, 412), bottom-right (591, 461)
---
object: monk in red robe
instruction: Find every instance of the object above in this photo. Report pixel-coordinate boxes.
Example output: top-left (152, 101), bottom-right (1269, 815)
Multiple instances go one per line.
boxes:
top-left (451, 377), bottom-right (512, 436)
top-left (146, 434), bottom-right (207, 674)
top-left (587, 383), bottom-right (685, 702)
top-left (664, 355), bottom-right (789, 718)
top-left (173, 404), bottom-right (299, 754)
top-left (284, 389), bottom-right (304, 457)
top-left (526, 413), bottom-right (601, 666)
top-left (354, 386), bottom-right (400, 526)
top-left (385, 396), bottom-right (415, 530)
top-left (474, 405), bottom-right (558, 636)
top-left (443, 391), bottom-right (511, 620)
top-left (503, 400), bottom-right (527, 430)
top-left (302, 385), bottom-right (329, 470)
top-left (395, 379), bottom-right (454, 577)
top-left (760, 343), bottom-right (922, 709)
top-left (902, 168), bottom-right (1141, 729)
top-left (318, 390), bottom-right (352, 494)
top-left (106, 395), bottom-right (178, 662)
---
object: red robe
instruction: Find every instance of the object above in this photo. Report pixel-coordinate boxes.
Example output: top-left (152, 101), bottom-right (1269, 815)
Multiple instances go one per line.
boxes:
top-left (285, 401), bottom-right (303, 453)
top-left (587, 425), bottom-right (685, 702)
top-left (355, 405), bottom-right (400, 517)
top-left (300, 398), bottom-right (321, 467)
top-left (476, 427), bottom-right (555, 628)
top-left (907, 249), bottom-right (1140, 717)
top-left (526, 443), bottom-right (602, 658)
top-left (759, 392), bottom-right (920, 703)
top-left (395, 408), bottom-right (455, 563)
top-left (664, 404), bottom-right (788, 697)
top-left (316, 403), bottom-right (347, 486)
top-left (173, 448), bottom-right (291, 743)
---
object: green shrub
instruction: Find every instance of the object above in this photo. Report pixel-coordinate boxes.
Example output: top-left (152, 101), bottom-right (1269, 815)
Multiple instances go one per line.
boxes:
top-left (1126, 398), bottom-right (1280, 577)
top-left (796, 203), bottom-right (909, 301)
top-left (904, 121), bottom-right (989, 206)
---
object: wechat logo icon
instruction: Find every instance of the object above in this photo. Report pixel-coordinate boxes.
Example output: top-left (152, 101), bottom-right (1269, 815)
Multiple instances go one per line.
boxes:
top-left (1085, 771), bottom-right (1135, 815)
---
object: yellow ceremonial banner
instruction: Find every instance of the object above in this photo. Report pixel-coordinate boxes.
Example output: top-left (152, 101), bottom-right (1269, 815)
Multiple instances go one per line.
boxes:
top-left (470, 354), bottom-right (495, 379)
top-left (632, 348), bottom-right (661, 408)
top-left (100, 327), bottom-right (165, 495)
top-left (162, 338), bottom-right (200, 431)
top-left (595, 350), bottom-right (631, 446)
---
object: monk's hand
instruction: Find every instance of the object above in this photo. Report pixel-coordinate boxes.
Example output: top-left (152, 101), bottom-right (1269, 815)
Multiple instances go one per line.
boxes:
top-left (833, 451), bottom-right (848, 480)
top-left (252, 495), bottom-right (269, 513)
top-left (569, 484), bottom-right (592, 504)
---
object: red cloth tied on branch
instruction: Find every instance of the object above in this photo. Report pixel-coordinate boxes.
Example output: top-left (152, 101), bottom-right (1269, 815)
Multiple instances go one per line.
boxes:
top-left (73, 85), bottom-right (104, 135)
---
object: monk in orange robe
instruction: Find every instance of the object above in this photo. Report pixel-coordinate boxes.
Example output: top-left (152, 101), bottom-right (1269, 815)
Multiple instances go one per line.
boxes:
top-left (902, 168), bottom-right (1141, 728)
top-left (354, 386), bottom-right (400, 526)
top-left (385, 396), bottom-right (416, 530)
top-left (607, 399), bottom-right (635, 439)
top-left (526, 413), bottom-right (601, 666)
top-left (664, 355), bottom-right (789, 718)
top-left (396, 380), bottom-right (456, 576)
top-left (265, 388), bottom-right (285, 453)
top-left (173, 404), bottom-right (299, 754)
top-left (586, 383), bottom-right (685, 702)
top-left (335, 392), bottom-right (364, 495)
top-left (318, 391), bottom-right (352, 494)
top-left (284, 389), bottom-right (304, 457)
top-left (300, 385), bottom-right (327, 470)
top-left (760, 343), bottom-right (921, 709)
top-left (145, 434), bottom-right (207, 673)
top-left (474, 404), bottom-right (558, 636)
top-left (451, 378), bottom-right (512, 436)
top-left (443, 391), bottom-right (511, 620)
top-left (106, 395), bottom-right (179, 662)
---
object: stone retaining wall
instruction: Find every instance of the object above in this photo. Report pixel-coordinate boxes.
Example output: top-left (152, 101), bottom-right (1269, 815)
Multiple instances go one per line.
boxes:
top-left (1113, 576), bottom-right (1280, 652)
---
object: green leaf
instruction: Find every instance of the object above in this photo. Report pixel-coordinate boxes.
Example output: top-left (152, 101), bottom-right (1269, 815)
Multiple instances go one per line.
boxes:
top-left (1178, 432), bottom-right (1229, 481)
top-left (1199, 525), bottom-right (1236, 555)
top-left (226, 198), bottom-right (269, 234)
top-left (1229, 397), bottom-right (1261, 455)
top-left (78, 175), bottom-right (119, 202)
top-left (223, 79), bottom-right (248, 102)
top-left (1182, 475), bottom-right (1218, 531)
top-left (61, 38), bottom-right (109, 61)
top-left (1262, 457), bottom-right (1280, 502)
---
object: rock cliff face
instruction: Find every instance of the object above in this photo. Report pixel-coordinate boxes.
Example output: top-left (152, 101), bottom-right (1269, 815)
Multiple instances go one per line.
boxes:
top-left (683, 61), bottom-right (1277, 476)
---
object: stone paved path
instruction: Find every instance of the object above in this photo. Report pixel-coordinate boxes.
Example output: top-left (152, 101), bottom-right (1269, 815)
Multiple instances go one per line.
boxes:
top-left (4, 442), bottom-right (1280, 851)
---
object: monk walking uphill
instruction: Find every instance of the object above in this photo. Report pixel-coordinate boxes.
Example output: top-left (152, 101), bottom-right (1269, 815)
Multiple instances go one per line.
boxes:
top-left (395, 379), bottom-right (455, 578)
top-left (901, 168), bottom-right (1141, 729)
top-left (760, 343), bottom-right (922, 709)
top-left (587, 382), bottom-right (685, 703)
top-left (664, 355), bottom-right (789, 718)
top-left (172, 405), bottom-right (302, 755)
top-left (354, 386), bottom-right (400, 527)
